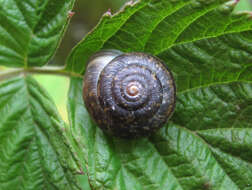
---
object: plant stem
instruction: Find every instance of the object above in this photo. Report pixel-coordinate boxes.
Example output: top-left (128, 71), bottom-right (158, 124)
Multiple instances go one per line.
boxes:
top-left (0, 66), bottom-right (83, 81)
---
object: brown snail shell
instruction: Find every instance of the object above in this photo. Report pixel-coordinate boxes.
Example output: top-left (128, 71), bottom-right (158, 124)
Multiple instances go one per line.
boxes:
top-left (83, 50), bottom-right (176, 138)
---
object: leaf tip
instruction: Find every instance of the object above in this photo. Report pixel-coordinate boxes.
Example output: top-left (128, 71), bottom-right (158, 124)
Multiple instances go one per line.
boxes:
top-left (123, 0), bottom-right (138, 9)
top-left (226, 0), bottom-right (240, 7)
top-left (238, 10), bottom-right (252, 18)
top-left (224, 0), bottom-right (240, 5)
top-left (126, 0), bottom-right (135, 5)
top-left (76, 168), bottom-right (85, 175)
top-left (104, 8), bottom-right (112, 17)
top-left (247, 11), bottom-right (252, 18)
top-left (245, 10), bottom-right (252, 15)
top-left (219, 0), bottom-right (239, 14)
top-left (68, 11), bottom-right (75, 19)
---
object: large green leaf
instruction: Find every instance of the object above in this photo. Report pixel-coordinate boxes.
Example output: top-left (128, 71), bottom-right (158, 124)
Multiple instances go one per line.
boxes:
top-left (66, 0), bottom-right (252, 77)
top-left (66, 0), bottom-right (252, 189)
top-left (0, 77), bottom-right (83, 190)
top-left (68, 79), bottom-right (252, 190)
top-left (0, 0), bottom-right (75, 67)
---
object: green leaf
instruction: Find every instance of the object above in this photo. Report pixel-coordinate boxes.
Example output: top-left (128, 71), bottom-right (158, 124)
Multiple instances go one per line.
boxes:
top-left (0, 0), bottom-right (75, 68)
top-left (68, 79), bottom-right (252, 190)
top-left (66, 0), bottom-right (252, 189)
top-left (0, 77), bottom-right (83, 190)
top-left (66, 0), bottom-right (252, 77)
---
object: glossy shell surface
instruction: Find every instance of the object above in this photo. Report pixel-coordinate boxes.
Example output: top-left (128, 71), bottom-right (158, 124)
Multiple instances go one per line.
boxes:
top-left (83, 50), bottom-right (176, 138)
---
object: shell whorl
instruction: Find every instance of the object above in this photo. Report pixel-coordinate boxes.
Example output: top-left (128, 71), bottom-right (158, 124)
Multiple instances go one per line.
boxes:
top-left (83, 50), bottom-right (176, 138)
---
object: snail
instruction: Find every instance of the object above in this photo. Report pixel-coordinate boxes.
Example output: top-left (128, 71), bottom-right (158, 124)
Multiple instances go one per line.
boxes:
top-left (83, 50), bottom-right (176, 138)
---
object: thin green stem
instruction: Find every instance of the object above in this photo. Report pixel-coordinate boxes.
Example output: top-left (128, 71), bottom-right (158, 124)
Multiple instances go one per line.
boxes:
top-left (0, 66), bottom-right (83, 81)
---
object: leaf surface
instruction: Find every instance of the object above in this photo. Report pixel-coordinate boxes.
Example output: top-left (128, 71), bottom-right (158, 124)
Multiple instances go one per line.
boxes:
top-left (0, 0), bottom-right (75, 67)
top-left (68, 79), bottom-right (252, 190)
top-left (0, 77), bottom-right (83, 190)
top-left (66, 0), bottom-right (252, 189)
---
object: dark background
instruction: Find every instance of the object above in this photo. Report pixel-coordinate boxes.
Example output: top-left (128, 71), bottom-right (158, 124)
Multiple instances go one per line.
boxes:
top-left (54, 0), bottom-right (128, 66)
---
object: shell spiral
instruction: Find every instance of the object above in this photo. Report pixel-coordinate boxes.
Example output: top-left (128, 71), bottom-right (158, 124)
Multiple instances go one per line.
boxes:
top-left (83, 50), bottom-right (176, 138)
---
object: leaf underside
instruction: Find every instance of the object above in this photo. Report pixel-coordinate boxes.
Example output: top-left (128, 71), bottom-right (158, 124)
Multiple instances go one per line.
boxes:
top-left (0, 77), bottom-right (82, 190)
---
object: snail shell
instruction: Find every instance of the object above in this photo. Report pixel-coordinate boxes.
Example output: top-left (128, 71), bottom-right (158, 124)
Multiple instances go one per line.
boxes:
top-left (83, 50), bottom-right (176, 138)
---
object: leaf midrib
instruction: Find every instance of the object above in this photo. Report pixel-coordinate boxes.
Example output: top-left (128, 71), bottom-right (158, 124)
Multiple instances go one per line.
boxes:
top-left (12, 0), bottom-right (50, 67)
top-left (11, 0), bottom-right (69, 68)
top-left (23, 77), bottom-right (75, 189)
